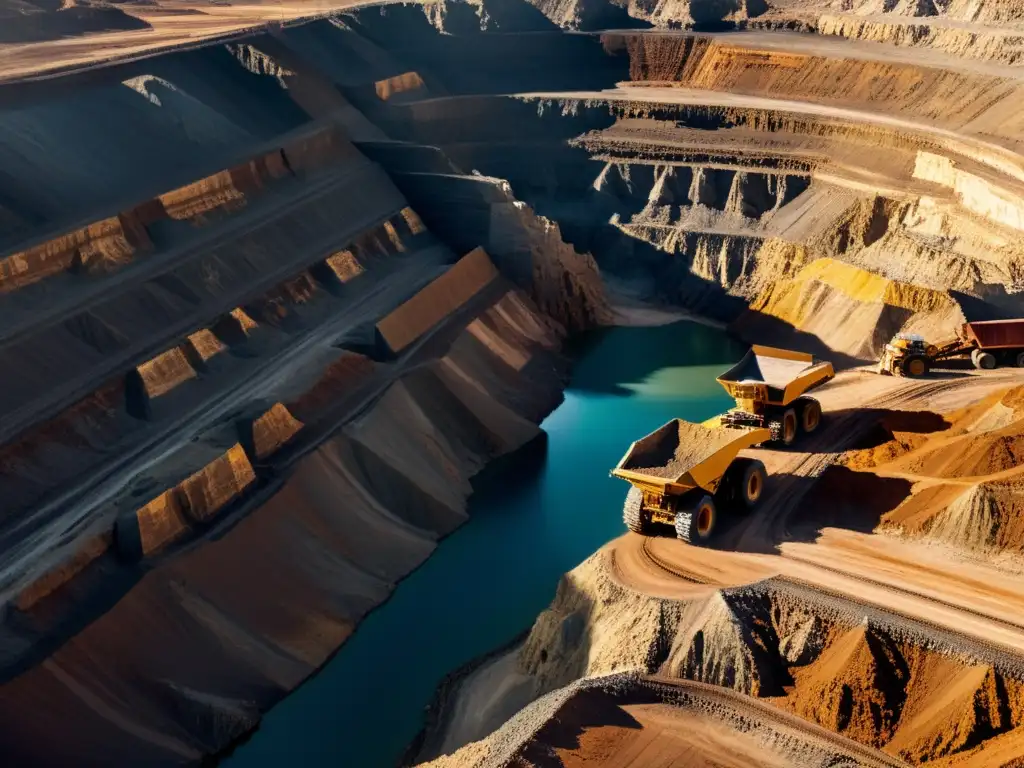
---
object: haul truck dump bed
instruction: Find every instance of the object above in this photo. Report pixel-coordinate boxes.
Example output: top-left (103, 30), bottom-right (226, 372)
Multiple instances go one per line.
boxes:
top-left (715, 345), bottom-right (835, 446)
top-left (611, 419), bottom-right (770, 544)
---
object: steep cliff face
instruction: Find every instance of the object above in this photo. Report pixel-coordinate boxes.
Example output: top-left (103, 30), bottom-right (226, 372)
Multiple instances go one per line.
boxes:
top-left (385, 170), bottom-right (613, 333)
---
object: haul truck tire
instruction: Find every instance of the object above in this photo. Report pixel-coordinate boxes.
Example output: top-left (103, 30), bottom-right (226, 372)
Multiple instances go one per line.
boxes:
top-left (901, 355), bottom-right (929, 378)
top-left (622, 486), bottom-right (649, 535)
top-left (675, 495), bottom-right (717, 544)
top-left (737, 458), bottom-right (767, 510)
top-left (720, 458), bottom-right (767, 513)
top-left (798, 397), bottom-right (822, 434)
top-left (973, 350), bottom-right (997, 370)
top-left (769, 408), bottom-right (798, 447)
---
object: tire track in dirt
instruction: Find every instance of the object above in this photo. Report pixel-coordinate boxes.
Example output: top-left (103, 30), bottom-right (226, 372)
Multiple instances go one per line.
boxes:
top-left (781, 555), bottom-right (1024, 637)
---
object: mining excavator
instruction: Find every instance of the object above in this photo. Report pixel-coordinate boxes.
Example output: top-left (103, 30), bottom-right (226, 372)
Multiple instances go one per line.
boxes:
top-left (877, 319), bottom-right (1024, 377)
top-left (713, 345), bottom-right (835, 447)
top-left (611, 418), bottom-right (769, 544)
top-left (610, 345), bottom-right (835, 544)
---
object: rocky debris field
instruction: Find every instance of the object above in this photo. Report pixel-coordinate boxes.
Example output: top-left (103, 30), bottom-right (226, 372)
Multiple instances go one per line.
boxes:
top-left (5, 0), bottom-right (1024, 765)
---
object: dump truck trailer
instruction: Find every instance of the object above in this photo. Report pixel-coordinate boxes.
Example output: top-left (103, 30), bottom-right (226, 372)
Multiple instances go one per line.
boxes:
top-left (611, 419), bottom-right (769, 544)
top-left (714, 345), bottom-right (835, 446)
top-left (878, 319), bottom-right (1024, 377)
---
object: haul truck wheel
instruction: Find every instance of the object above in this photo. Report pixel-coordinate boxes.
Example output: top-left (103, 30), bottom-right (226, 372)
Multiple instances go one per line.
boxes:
top-left (902, 355), bottom-right (929, 378)
top-left (739, 459), bottom-right (766, 509)
top-left (675, 495), bottom-right (717, 544)
top-left (798, 397), bottom-right (822, 434)
top-left (622, 487), bottom-right (649, 535)
top-left (771, 408), bottom-right (798, 447)
top-left (768, 409), bottom-right (797, 447)
top-left (718, 458), bottom-right (762, 512)
top-left (974, 351), bottom-right (997, 370)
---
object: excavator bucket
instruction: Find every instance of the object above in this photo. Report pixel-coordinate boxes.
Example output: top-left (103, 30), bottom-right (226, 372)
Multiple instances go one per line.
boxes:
top-left (716, 345), bottom-right (834, 407)
top-left (611, 418), bottom-right (770, 495)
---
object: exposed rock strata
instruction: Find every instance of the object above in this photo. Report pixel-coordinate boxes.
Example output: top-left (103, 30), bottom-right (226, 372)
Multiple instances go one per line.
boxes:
top-left (6, 2), bottom-right (1024, 766)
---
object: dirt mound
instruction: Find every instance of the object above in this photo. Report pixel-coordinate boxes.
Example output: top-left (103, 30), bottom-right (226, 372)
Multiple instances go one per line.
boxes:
top-left (665, 590), bottom-right (789, 696)
top-left (896, 423), bottom-right (1024, 479)
top-left (839, 386), bottom-right (1024, 554)
top-left (883, 480), bottom-right (1024, 554)
top-left (841, 410), bottom-right (951, 471)
top-left (788, 623), bottom-right (911, 747)
top-left (888, 660), bottom-right (1017, 763)
top-left (618, 419), bottom-right (747, 480)
top-left (733, 258), bottom-right (964, 361)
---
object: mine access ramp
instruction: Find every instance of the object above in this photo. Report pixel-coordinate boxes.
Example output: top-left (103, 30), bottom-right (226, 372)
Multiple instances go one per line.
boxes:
top-left (611, 419), bottom-right (769, 545)
top-left (714, 345), bottom-right (834, 446)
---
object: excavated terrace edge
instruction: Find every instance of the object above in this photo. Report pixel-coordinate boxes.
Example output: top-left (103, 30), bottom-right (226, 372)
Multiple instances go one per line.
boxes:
top-left (603, 548), bottom-right (1024, 678)
top-left (0, 10), bottom-right (356, 86)
top-left (453, 671), bottom-right (907, 768)
top-left (732, 576), bottom-right (1024, 677)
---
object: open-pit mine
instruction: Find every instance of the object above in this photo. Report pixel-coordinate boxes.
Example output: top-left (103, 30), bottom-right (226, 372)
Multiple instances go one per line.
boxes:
top-left (3, 0), bottom-right (1024, 766)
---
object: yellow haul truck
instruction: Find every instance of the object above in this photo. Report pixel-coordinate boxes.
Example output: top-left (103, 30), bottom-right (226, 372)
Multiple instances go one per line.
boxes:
top-left (611, 419), bottom-right (769, 544)
top-left (714, 345), bottom-right (835, 447)
top-left (878, 320), bottom-right (1024, 377)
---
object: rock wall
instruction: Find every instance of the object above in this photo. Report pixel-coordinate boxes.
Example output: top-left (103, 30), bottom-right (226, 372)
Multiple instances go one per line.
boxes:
top-left (0, 282), bottom-right (567, 767)
top-left (375, 246), bottom-right (499, 355)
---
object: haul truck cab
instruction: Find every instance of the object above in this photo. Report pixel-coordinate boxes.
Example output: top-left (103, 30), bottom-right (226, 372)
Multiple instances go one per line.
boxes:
top-left (611, 419), bottom-right (770, 545)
